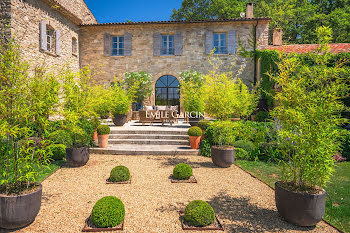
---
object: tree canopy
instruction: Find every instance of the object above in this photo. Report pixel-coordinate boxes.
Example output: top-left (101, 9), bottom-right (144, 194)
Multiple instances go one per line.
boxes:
top-left (171, 0), bottom-right (350, 44)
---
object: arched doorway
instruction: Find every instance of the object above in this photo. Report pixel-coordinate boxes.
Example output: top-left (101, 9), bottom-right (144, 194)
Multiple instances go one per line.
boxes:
top-left (155, 75), bottom-right (180, 107)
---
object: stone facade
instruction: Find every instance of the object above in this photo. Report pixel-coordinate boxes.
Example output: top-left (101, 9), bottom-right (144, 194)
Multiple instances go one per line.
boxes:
top-left (80, 20), bottom-right (269, 105)
top-left (1, 0), bottom-right (96, 72)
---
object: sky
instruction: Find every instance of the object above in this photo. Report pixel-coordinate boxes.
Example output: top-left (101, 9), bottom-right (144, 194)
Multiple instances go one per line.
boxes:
top-left (84, 0), bottom-right (183, 23)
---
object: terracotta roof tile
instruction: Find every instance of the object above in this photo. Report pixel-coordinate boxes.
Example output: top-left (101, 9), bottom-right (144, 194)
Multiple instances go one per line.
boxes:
top-left (267, 43), bottom-right (350, 54)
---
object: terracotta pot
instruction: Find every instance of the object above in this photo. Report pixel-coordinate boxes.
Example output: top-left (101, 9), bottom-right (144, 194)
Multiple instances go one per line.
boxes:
top-left (211, 146), bottom-right (235, 168)
top-left (66, 147), bottom-right (89, 167)
top-left (0, 184), bottom-right (42, 229)
top-left (230, 118), bottom-right (241, 122)
top-left (93, 130), bottom-right (98, 141)
top-left (275, 181), bottom-right (326, 226)
top-left (189, 136), bottom-right (201, 149)
top-left (98, 134), bottom-right (109, 148)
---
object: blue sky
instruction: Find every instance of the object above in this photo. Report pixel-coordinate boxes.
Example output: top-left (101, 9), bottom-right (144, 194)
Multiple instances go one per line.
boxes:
top-left (84, 0), bottom-right (183, 23)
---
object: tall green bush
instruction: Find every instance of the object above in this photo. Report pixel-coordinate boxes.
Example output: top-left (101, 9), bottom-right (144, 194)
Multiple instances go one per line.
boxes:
top-left (270, 26), bottom-right (349, 190)
top-left (110, 83), bottom-right (134, 115)
top-left (123, 71), bottom-right (152, 103)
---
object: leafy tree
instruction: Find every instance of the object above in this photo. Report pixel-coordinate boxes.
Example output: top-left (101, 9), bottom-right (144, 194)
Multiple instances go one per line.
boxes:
top-left (123, 71), bottom-right (152, 103)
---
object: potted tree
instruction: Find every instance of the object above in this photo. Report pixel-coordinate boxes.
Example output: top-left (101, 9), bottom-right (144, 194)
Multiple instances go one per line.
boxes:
top-left (179, 71), bottom-right (205, 126)
top-left (0, 39), bottom-right (55, 229)
top-left (123, 71), bottom-right (153, 111)
top-left (203, 70), bottom-right (257, 167)
top-left (187, 126), bottom-right (202, 149)
top-left (111, 84), bottom-right (134, 126)
top-left (92, 85), bottom-right (113, 119)
top-left (271, 27), bottom-right (349, 226)
top-left (97, 125), bottom-right (110, 148)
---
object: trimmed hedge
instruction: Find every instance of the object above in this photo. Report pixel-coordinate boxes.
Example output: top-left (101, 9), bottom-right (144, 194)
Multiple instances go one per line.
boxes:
top-left (184, 200), bottom-right (215, 227)
top-left (97, 125), bottom-right (110, 135)
top-left (173, 163), bottom-right (193, 180)
top-left (188, 126), bottom-right (202, 136)
top-left (47, 144), bottom-right (66, 161)
top-left (48, 129), bottom-right (73, 147)
top-left (91, 196), bottom-right (125, 228)
top-left (110, 166), bottom-right (130, 182)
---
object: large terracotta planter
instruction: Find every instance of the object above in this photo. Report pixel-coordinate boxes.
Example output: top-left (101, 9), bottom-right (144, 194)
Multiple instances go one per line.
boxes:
top-left (189, 136), bottom-right (201, 149)
top-left (66, 147), bottom-right (90, 167)
top-left (112, 114), bottom-right (127, 126)
top-left (211, 146), bottom-right (235, 168)
top-left (93, 130), bottom-right (98, 142)
top-left (275, 181), bottom-right (326, 226)
top-left (0, 184), bottom-right (42, 229)
top-left (98, 134), bottom-right (109, 148)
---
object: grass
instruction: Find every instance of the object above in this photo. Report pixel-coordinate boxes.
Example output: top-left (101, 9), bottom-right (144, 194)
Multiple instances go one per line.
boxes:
top-left (235, 160), bottom-right (350, 233)
top-left (36, 160), bottom-right (65, 183)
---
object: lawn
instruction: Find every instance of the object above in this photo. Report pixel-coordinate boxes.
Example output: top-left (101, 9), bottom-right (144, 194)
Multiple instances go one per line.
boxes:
top-left (36, 160), bottom-right (66, 183)
top-left (235, 160), bottom-right (350, 233)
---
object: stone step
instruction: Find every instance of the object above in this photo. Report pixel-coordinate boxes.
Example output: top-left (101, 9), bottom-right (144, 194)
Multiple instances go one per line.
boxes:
top-left (109, 134), bottom-right (188, 140)
top-left (108, 139), bottom-right (189, 145)
top-left (90, 145), bottom-right (199, 156)
top-left (110, 130), bottom-right (187, 135)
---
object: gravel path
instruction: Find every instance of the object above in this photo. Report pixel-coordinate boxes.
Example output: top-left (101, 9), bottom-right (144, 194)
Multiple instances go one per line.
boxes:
top-left (11, 155), bottom-right (338, 233)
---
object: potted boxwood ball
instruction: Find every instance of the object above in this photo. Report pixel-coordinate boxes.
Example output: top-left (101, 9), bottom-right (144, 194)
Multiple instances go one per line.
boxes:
top-left (188, 126), bottom-right (202, 149)
top-left (109, 166), bottom-right (130, 182)
top-left (173, 163), bottom-right (193, 180)
top-left (111, 85), bottom-right (133, 127)
top-left (91, 196), bottom-right (125, 228)
top-left (183, 200), bottom-right (215, 227)
top-left (97, 125), bottom-right (110, 148)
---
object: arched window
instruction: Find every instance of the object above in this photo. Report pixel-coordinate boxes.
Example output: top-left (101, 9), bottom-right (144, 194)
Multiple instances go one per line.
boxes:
top-left (155, 75), bottom-right (180, 107)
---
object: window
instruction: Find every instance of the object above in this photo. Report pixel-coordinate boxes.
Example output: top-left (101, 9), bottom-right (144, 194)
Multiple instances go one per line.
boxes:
top-left (161, 35), bottom-right (174, 55)
top-left (72, 37), bottom-right (78, 55)
top-left (111, 36), bottom-right (124, 56)
top-left (46, 26), bottom-right (55, 53)
top-left (213, 33), bottom-right (227, 54)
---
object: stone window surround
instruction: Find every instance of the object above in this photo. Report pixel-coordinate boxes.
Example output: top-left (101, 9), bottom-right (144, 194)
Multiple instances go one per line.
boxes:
top-left (72, 37), bottom-right (78, 56)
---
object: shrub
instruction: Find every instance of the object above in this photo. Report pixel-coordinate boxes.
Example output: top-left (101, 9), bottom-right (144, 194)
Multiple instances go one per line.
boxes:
top-left (233, 140), bottom-right (255, 160)
top-left (258, 142), bottom-right (283, 162)
top-left (255, 111), bottom-right (269, 122)
top-left (198, 120), bottom-right (211, 131)
top-left (173, 163), bottom-right (193, 180)
top-left (180, 71), bottom-right (205, 114)
top-left (184, 200), bottom-right (215, 227)
top-left (91, 196), bottom-right (125, 228)
top-left (123, 71), bottom-right (153, 103)
top-left (111, 84), bottom-right (133, 115)
top-left (200, 139), bottom-right (211, 157)
top-left (48, 130), bottom-right (73, 147)
top-left (97, 125), bottom-right (110, 135)
top-left (110, 166), bottom-right (130, 182)
top-left (90, 117), bottom-right (101, 130)
top-left (188, 126), bottom-right (202, 137)
top-left (47, 144), bottom-right (66, 161)
top-left (341, 132), bottom-right (350, 161)
top-left (96, 102), bottom-right (111, 119)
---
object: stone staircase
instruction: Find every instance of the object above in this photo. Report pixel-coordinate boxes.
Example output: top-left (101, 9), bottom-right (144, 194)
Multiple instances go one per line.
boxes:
top-left (90, 121), bottom-right (199, 156)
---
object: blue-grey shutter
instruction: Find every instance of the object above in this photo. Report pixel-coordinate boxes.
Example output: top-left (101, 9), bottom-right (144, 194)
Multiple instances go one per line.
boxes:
top-left (205, 30), bottom-right (213, 54)
top-left (104, 33), bottom-right (112, 56)
top-left (40, 20), bottom-right (47, 51)
top-left (228, 30), bottom-right (236, 54)
top-left (124, 33), bottom-right (132, 56)
top-left (55, 30), bottom-right (61, 56)
top-left (153, 33), bottom-right (161, 56)
top-left (174, 32), bottom-right (183, 55)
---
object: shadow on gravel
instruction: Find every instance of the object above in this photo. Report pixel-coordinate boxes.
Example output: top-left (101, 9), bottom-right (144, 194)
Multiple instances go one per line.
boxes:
top-left (208, 192), bottom-right (316, 233)
top-left (150, 157), bottom-right (216, 168)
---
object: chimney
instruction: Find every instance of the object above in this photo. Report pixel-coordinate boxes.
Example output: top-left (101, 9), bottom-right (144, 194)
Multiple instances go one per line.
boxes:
top-left (246, 2), bottom-right (254, 18)
top-left (273, 28), bottom-right (283, 46)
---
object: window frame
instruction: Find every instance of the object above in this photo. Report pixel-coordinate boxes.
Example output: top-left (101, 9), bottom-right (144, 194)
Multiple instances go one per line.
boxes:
top-left (213, 32), bottom-right (228, 55)
top-left (111, 36), bottom-right (125, 56)
top-left (161, 34), bottom-right (175, 56)
top-left (46, 26), bottom-right (55, 53)
top-left (72, 37), bottom-right (78, 55)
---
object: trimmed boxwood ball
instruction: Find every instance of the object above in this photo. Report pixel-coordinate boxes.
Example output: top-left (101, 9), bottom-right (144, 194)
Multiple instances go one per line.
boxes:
top-left (91, 196), bottom-right (125, 228)
top-left (188, 126), bottom-right (202, 136)
top-left (184, 200), bottom-right (215, 227)
top-left (97, 124), bottom-right (111, 135)
top-left (48, 144), bottom-right (66, 161)
top-left (173, 163), bottom-right (193, 180)
top-left (110, 166), bottom-right (130, 182)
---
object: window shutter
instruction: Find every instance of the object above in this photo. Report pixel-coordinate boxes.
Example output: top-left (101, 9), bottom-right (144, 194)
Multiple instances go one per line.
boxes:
top-left (55, 30), bottom-right (61, 56)
top-left (205, 30), bottom-right (213, 55)
top-left (153, 33), bottom-right (161, 56)
top-left (104, 33), bottom-right (112, 56)
top-left (228, 30), bottom-right (236, 54)
top-left (174, 32), bottom-right (183, 56)
top-left (124, 33), bottom-right (132, 56)
top-left (40, 20), bottom-right (47, 51)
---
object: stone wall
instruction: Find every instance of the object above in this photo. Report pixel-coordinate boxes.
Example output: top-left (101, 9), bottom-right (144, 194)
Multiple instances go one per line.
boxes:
top-left (9, 0), bottom-right (81, 72)
top-left (80, 20), bottom-right (269, 105)
top-left (0, 0), bottom-right (11, 40)
top-left (55, 0), bottom-right (97, 24)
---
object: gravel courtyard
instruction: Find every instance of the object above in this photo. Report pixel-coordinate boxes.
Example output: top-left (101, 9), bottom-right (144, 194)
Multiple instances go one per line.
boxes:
top-left (12, 154), bottom-right (338, 233)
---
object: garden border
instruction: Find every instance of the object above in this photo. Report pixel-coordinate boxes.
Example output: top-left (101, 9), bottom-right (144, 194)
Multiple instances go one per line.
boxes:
top-left (170, 175), bottom-right (197, 183)
top-left (179, 211), bottom-right (224, 231)
top-left (82, 216), bottom-right (124, 232)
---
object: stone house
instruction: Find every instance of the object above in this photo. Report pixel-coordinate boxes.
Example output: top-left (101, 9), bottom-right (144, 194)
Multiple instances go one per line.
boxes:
top-left (1, 1), bottom-right (270, 107)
